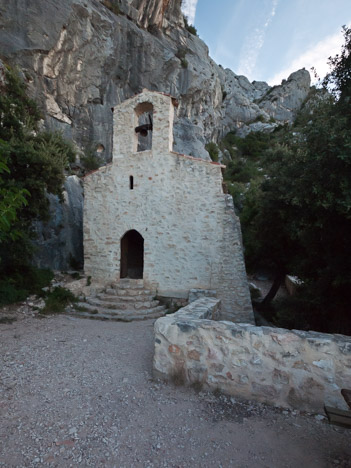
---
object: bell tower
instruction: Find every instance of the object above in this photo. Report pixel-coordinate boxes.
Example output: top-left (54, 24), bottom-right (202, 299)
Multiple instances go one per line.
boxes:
top-left (112, 89), bottom-right (175, 160)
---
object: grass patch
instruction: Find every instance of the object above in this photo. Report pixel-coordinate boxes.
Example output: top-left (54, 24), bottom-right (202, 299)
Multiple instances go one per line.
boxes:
top-left (41, 287), bottom-right (77, 315)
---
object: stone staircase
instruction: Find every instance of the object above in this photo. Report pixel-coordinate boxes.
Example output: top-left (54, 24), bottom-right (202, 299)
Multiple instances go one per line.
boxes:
top-left (72, 279), bottom-right (167, 322)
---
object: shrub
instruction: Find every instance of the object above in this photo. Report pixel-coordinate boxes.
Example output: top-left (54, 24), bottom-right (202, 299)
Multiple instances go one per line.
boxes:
top-left (34, 131), bottom-right (76, 168)
top-left (101, 0), bottom-right (120, 15)
top-left (41, 287), bottom-right (77, 315)
top-left (252, 114), bottom-right (266, 124)
top-left (0, 282), bottom-right (27, 306)
top-left (205, 142), bottom-right (219, 162)
top-left (184, 17), bottom-right (197, 36)
top-left (180, 58), bottom-right (188, 69)
top-left (225, 159), bottom-right (259, 183)
top-left (249, 284), bottom-right (262, 301)
top-left (175, 47), bottom-right (187, 60)
top-left (226, 181), bottom-right (246, 213)
top-left (81, 149), bottom-right (100, 171)
top-left (175, 47), bottom-right (188, 69)
top-left (0, 266), bottom-right (53, 306)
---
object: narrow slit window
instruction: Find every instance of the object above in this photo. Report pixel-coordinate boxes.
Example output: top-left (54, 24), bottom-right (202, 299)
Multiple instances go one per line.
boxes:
top-left (130, 176), bottom-right (134, 190)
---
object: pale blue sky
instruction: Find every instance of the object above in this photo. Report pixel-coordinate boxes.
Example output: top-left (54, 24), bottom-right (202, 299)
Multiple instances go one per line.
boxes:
top-left (182, 0), bottom-right (351, 85)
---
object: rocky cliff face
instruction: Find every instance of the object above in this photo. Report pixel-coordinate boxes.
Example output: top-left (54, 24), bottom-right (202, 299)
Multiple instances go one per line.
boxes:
top-left (32, 176), bottom-right (84, 270)
top-left (0, 0), bottom-right (312, 268)
top-left (0, 0), bottom-right (311, 161)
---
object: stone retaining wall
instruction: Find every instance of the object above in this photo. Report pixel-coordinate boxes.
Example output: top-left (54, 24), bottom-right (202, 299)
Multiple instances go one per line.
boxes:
top-left (153, 298), bottom-right (351, 412)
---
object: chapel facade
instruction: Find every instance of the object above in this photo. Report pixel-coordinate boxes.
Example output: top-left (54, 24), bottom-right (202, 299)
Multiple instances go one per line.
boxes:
top-left (83, 90), bottom-right (253, 323)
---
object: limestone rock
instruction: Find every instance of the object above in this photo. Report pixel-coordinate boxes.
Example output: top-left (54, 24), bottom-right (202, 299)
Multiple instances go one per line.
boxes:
top-left (130, 0), bottom-right (183, 29)
top-left (32, 176), bottom-right (83, 270)
top-left (258, 69), bottom-right (311, 122)
top-left (0, 0), bottom-right (312, 160)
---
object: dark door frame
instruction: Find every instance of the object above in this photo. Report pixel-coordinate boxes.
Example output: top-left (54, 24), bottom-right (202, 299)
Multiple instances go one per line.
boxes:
top-left (120, 229), bottom-right (144, 279)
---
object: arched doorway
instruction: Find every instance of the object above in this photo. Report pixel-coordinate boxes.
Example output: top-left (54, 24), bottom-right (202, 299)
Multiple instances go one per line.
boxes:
top-left (120, 230), bottom-right (144, 279)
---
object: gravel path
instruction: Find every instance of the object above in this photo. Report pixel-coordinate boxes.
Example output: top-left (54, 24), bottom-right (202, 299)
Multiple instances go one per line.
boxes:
top-left (1, 314), bottom-right (350, 468)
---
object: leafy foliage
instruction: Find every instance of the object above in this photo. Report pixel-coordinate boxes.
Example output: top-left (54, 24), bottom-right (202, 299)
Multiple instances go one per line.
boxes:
top-left (223, 26), bottom-right (351, 334)
top-left (81, 149), bottom-right (100, 171)
top-left (0, 150), bottom-right (29, 242)
top-left (0, 66), bottom-right (41, 141)
top-left (175, 47), bottom-right (189, 69)
top-left (183, 17), bottom-right (197, 36)
top-left (0, 266), bottom-right (53, 306)
top-left (205, 142), bottom-right (219, 162)
top-left (0, 65), bottom-right (76, 299)
top-left (323, 25), bottom-right (351, 104)
top-left (41, 286), bottom-right (77, 315)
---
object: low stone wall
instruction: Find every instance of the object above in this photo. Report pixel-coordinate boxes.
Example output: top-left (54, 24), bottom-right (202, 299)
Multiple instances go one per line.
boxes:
top-left (153, 298), bottom-right (351, 412)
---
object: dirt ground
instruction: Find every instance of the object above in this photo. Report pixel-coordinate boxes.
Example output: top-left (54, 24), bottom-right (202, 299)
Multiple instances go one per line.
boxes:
top-left (0, 312), bottom-right (350, 468)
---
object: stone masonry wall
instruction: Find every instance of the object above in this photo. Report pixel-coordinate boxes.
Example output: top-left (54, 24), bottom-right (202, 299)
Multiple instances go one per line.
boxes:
top-left (153, 298), bottom-right (351, 412)
top-left (84, 91), bottom-right (253, 323)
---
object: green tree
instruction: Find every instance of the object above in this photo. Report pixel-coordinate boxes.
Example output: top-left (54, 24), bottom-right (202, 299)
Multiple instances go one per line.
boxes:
top-left (0, 65), bottom-right (75, 275)
top-left (241, 26), bottom-right (351, 333)
top-left (0, 149), bottom-right (29, 242)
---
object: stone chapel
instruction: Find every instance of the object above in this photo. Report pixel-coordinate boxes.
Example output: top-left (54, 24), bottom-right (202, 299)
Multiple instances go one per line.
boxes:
top-left (83, 90), bottom-right (253, 323)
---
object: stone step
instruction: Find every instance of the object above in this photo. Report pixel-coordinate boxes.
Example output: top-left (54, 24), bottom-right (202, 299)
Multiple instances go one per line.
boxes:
top-left (97, 293), bottom-right (155, 302)
top-left (119, 278), bottom-right (144, 284)
top-left (74, 302), bottom-right (166, 321)
top-left (105, 288), bottom-right (153, 297)
top-left (76, 302), bottom-right (165, 316)
top-left (86, 297), bottom-right (160, 310)
top-left (112, 280), bottom-right (144, 289)
top-left (68, 309), bottom-right (165, 322)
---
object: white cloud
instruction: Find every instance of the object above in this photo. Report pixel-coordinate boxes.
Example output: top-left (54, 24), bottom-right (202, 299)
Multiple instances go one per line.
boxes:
top-left (268, 26), bottom-right (349, 86)
top-left (237, 0), bottom-right (279, 80)
top-left (181, 0), bottom-right (198, 25)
